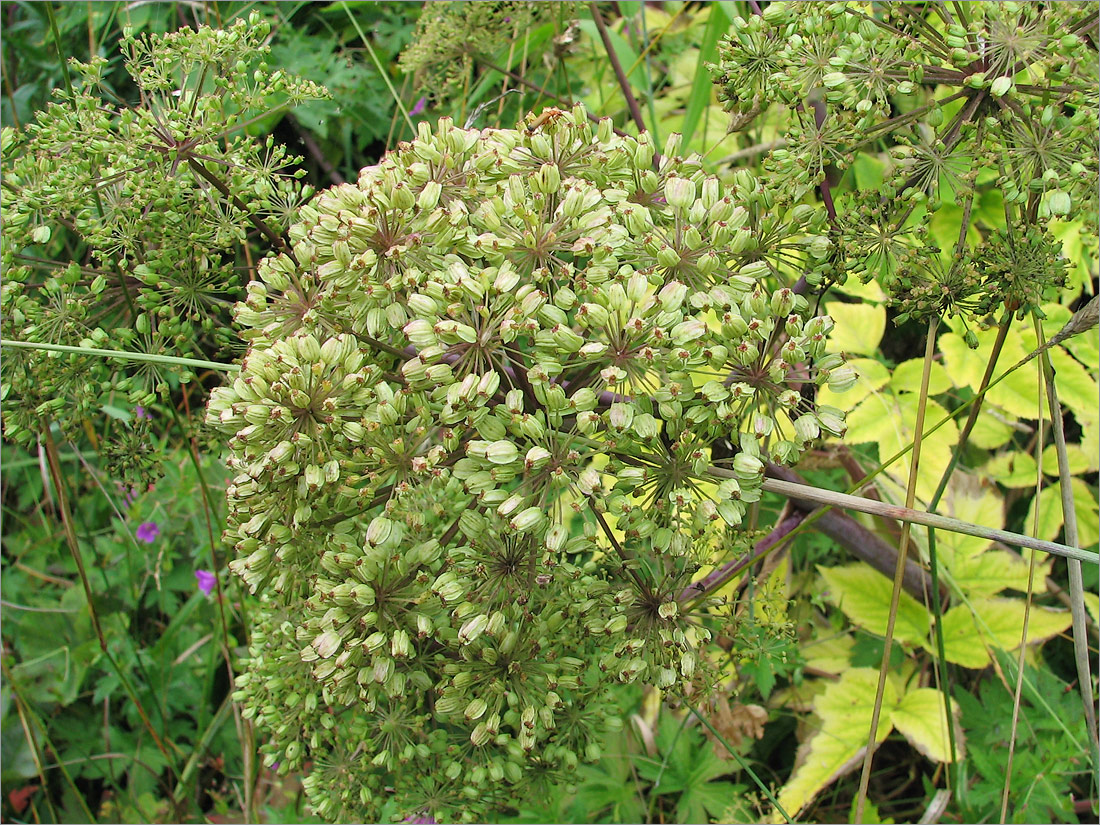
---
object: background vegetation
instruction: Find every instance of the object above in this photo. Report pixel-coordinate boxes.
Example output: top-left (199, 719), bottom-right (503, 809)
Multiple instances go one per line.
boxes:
top-left (1, 2), bottom-right (1096, 823)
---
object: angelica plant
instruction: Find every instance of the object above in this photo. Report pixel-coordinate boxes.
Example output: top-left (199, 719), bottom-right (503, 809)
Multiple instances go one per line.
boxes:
top-left (208, 104), bottom-right (849, 822)
top-left (714, 0), bottom-right (1098, 329)
top-left (0, 14), bottom-right (325, 478)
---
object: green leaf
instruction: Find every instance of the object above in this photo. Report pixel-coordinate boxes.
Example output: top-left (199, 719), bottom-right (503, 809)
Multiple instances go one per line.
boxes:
top-left (818, 564), bottom-right (930, 646)
top-left (937, 599), bottom-right (1073, 668)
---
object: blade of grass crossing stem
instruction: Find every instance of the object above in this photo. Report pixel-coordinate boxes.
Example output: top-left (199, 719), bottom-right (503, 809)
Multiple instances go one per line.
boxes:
top-left (1036, 318), bottom-right (1099, 753)
top-left (923, 310), bottom-right (1013, 788)
top-left (854, 316), bottom-right (938, 824)
top-left (340, 1), bottom-right (415, 135)
top-left (678, 694), bottom-right (794, 823)
top-left (1000, 342), bottom-right (1048, 823)
top-left (1, 338), bottom-right (240, 372)
top-left (681, 2), bottom-right (732, 148)
top-left (41, 424), bottom-right (181, 774)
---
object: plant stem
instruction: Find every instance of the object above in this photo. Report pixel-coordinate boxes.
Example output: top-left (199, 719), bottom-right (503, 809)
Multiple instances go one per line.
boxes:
top-left (747, 471), bottom-right (1094, 564)
top-left (588, 1), bottom-right (649, 136)
top-left (759, 464), bottom-right (936, 600)
top-left (855, 316), bottom-right (936, 824)
top-left (0, 338), bottom-right (240, 372)
top-left (339, 1), bottom-right (415, 135)
top-left (678, 512), bottom-right (804, 604)
top-left (1000, 341), bottom-right (1047, 824)
top-left (1035, 320), bottom-right (1099, 753)
top-left (185, 156), bottom-right (289, 251)
top-left (679, 693), bottom-right (793, 823)
top-left (40, 423), bottom-right (179, 772)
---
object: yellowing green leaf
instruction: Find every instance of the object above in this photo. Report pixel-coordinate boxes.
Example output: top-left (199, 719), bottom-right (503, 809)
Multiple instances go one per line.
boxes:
top-left (889, 359), bottom-right (952, 395)
top-left (802, 634), bottom-right (855, 677)
top-left (983, 452), bottom-right (1040, 488)
top-left (966, 411), bottom-right (1015, 450)
top-left (939, 478), bottom-right (1003, 559)
top-left (1041, 443), bottom-right (1094, 477)
top-left (946, 548), bottom-right (1047, 599)
top-left (816, 357), bottom-right (891, 412)
top-left (938, 600), bottom-right (1073, 668)
top-left (845, 394), bottom-right (959, 502)
top-left (772, 669), bottom-right (896, 823)
top-left (1084, 592), bottom-right (1100, 625)
top-left (1025, 479), bottom-right (1100, 547)
top-left (890, 688), bottom-right (958, 763)
top-left (939, 329), bottom-right (1039, 420)
top-left (819, 564), bottom-right (930, 645)
top-left (825, 301), bottom-right (886, 356)
top-left (1046, 348), bottom-right (1099, 422)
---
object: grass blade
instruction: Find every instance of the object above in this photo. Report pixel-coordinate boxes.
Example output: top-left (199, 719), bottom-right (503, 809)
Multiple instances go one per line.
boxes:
top-left (681, 2), bottom-right (732, 149)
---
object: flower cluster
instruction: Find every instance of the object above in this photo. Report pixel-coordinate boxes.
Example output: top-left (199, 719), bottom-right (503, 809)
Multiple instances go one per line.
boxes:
top-left (208, 104), bottom-right (846, 822)
top-left (0, 15), bottom-right (324, 473)
top-left (714, 1), bottom-right (1098, 326)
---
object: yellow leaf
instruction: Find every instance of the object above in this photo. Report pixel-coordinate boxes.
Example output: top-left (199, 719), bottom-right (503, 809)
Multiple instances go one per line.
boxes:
top-left (773, 669), bottom-right (896, 822)
top-left (825, 301), bottom-right (886, 356)
top-left (940, 329), bottom-right (1039, 420)
top-left (966, 411), bottom-right (1015, 450)
top-left (938, 599), bottom-right (1073, 668)
top-left (819, 564), bottom-right (930, 645)
top-left (1025, 479), bottom-right (1100, 548)
top-left (890, 359), bottom-right (952, 395)
top-left (846, 394), bottom-right (959, 502)
top-left (817, 357), bottom-right (891, 412)
top-left (983, 452), bottom-right (1040, 489)
top-left (1041, 443), bottom-right (1093, 477)
top-left (891, 687), bottom-right (960, 763)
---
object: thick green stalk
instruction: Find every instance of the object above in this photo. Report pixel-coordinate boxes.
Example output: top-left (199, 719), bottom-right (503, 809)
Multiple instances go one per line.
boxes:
top-left (1000, 350), bottom-right (1046, 824)
top-left (1036, 321), bottom-right (1099, 753)
top-left (855, 316), bottom-right (937, 824)
top-left (1, 339), bottom-right (240, 372)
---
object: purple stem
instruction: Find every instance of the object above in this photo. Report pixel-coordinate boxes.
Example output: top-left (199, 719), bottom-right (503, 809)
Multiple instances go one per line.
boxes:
top-left (677, 512), bottom-right (805, 603)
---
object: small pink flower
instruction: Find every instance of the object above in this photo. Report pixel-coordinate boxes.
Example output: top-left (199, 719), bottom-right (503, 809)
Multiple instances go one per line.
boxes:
top-left (410, 97), bottom-right (427, 117)
top-left (135, 522), bottom-right (160, 543)
top-left (135, 405), bottom-right (152, 420)
top-left (195, 570), bottom-right (217, 596)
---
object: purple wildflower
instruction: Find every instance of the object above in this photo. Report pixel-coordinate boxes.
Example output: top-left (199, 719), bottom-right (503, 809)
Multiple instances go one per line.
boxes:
top-left (402, 816), bottom-right (436, 825)
top-left (135, 521), bottom-right (160, 543)
top-left (410, 97), bottom-right (427, 117)
top-left (195, 569), bottom-right (217, 596)
top-left (135, 405), bottom-right (152, 420)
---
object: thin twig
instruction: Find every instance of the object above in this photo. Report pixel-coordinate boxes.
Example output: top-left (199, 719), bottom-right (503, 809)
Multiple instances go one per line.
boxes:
top-left (589, 2), bottom-right (648, 136)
